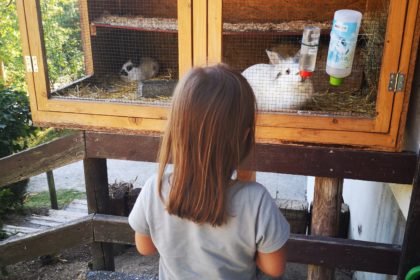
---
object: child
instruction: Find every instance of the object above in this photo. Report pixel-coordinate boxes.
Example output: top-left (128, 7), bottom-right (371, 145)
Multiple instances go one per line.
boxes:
top-left (128, 64), bottom-right (290, 279)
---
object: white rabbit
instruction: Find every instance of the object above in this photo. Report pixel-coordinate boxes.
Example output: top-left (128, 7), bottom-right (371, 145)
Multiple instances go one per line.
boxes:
top-left (120, 57), bottom-right (159, 82)
top-left (242, 49), bottom-right (314, 111)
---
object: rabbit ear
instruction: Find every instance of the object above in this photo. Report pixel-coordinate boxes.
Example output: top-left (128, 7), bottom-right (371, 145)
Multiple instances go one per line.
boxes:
top-left (266, 49), bottom-right (282, 65)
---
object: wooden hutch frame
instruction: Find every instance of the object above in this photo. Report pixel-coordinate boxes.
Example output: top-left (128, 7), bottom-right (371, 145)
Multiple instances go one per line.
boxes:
top-left (16, 0), bottom-right (420, 151)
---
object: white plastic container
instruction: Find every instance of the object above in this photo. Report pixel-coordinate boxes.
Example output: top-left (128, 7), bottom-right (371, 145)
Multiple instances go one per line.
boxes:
top-left (326, 10), bottom-right (362, 86)
top-left (299, 26), bottom-right (321, 78)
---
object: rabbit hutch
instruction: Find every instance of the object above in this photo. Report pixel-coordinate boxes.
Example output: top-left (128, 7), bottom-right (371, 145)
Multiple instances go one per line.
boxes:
top-left (16, 0), bottom-right (420, 151)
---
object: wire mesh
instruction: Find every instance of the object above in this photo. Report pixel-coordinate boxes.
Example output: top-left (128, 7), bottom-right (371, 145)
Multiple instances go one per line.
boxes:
top-left (43, 0), bottom-right (178, 106)
top-left (222, 0), bottom-right (390, 117)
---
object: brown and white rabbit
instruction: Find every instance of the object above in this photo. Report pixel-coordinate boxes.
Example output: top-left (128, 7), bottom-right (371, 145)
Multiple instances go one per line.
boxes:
top-left (120, 57), bottom-right (159, 82)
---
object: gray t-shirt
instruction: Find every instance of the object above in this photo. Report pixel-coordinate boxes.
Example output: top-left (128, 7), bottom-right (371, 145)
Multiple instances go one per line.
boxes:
top-left (128, 173), bottom-right (290, 280)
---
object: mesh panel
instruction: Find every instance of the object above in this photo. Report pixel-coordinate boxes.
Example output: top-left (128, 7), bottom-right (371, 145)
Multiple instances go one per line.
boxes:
top-left (44, 0), bottom-right (178, 106)
top-left (222, 0), bottom-right (390, 117)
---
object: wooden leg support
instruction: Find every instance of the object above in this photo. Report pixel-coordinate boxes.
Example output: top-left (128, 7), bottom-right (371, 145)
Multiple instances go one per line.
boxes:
top-left (308, 177), bottom-right (343, 280)
top-left (84, 158), bottom-right (115, 271)
top-left (398, 154), bottom-right (420, 279)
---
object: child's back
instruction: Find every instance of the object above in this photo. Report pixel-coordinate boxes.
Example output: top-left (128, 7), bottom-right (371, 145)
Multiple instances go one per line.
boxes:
top-left (129, 173), bottom-right (289, 279)
top-left (128, 64), bottom-right (290, 279)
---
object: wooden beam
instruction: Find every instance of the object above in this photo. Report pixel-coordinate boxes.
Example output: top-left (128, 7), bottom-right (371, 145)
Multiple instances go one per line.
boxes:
top-left (46, 170), bottom-right (58, 210)
top-left (85, 132), bottom-right (161, 162)
top-left (84, 132), bottom-right (417, 184)
top-left (398, 152), bottom-right (420, 278)
top-left (93, 214), bottom-right (134, 245)
top-left (247, 144), bottom-right (417, 184)
top-left (92, 214), bottom-right (401, 275)
top-left (287, 234), bottom-right (401, 275)
top-left (308, 177), bottom-right (343, 280)
top-left (0, 132), bottom-right (85, 188)
top-left (83, 158), bottom-right (114, 271)
top-left (0, 215), bottom-right (93, 266)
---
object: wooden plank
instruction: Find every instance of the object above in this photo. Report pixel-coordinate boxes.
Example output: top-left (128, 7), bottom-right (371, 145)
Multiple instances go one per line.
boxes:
top-left (79, 0), bottom-right (94, 75)
top-left (287, 234), bottom-right (401, 275)
top-left (2, 225), bottom-right (41, 234)
top-left (83, 158), bottom-right (114, 271)
top-left (256, 112), bottom-right (377, 133)
top-left (39, 98), bottom-right (170, 120)
top-left (23, 0), bottom-right (51, 109)
top-left (93, 214), bottom-right (134, 245)
top-left (193, 0), bottom-right (207, 66)
top-left (178, 0), bottom-right (193, 77)
top-left (398, 151), bottom-right (420, 278)
top-left (0, 132), bottom-right (85, 188)
top-left (0, 215), bottom-right (93, 266)
top-left (33, 110), bottom-right (166, 134)
top-left (84, 132), bottom-right (417, 184)
top-left (48, 209), bottom-right (87, 219)
top-left (92, 214), bottom-right (400, 274)
top-left (46, 170), bottom-right (58, 210)
top-left (374, 0), bottom-right (408, 132)
top-left (255, 125), bottom-right (398, 151)
top-left (30, 109), bottom-right (398, 151)
top-left (16, 0), bottom-right (39, 121)
top-left (222, 0), bottom-right (367, 23)
top-left (207, 0), bottom-right (222, 65)
top-left (86, 132), bottom-right (161, 162)
top-left (247, 143), bottom-right (417, 184)
top-left (395, 0), bottom-right (420, 150)
top-left (308, 177), bottom-right (343, 280)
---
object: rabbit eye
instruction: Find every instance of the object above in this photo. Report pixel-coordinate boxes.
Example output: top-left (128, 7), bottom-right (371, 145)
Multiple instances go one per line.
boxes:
top-left (285, 69), bottom-right (290, 75)
top-left (126, 65), bottom-right (133, 71)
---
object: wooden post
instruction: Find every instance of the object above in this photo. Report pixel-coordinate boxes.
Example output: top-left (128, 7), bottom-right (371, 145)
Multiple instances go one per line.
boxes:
top-left (398, 154), bottom-right (420, 279)
top-left (83, 158), bottom-right (114, 271)
top-left (46, 170), bottom-right (58, 210)
top-left (308, 177), bottom-right (343, 280)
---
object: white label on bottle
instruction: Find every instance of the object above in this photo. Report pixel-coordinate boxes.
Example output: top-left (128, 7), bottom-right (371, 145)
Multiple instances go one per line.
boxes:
top-left (333, 22), bottom-right (348, 32)
top-left (327, 20), bottom-right (359, 70)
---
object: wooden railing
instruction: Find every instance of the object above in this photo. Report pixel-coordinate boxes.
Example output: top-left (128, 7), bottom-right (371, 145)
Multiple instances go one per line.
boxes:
top-left (0, 131), bottom-right (419, 279)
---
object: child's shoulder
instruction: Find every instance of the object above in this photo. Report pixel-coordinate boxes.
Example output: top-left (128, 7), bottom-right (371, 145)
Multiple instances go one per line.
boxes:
top-left (141, 172), bottom-right (171, 195)
top-left (231, 180), bottom-right (272, 201)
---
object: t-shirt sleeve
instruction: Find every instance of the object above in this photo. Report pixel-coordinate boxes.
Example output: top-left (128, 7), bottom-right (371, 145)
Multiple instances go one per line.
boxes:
top-left (128, 182), bottom-right (151, 236)
top-left (255, 190), bottom-right (290, 253)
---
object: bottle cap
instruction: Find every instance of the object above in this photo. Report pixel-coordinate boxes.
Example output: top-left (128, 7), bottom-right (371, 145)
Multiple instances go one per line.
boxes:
top-left (300, 71), bottom-right (313, 78)
top-left (330, 76), bottom-right (343, 86)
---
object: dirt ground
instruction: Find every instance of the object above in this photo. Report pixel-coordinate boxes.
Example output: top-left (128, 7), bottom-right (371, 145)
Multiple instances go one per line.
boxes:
top-left (1, 245), bottom-right (353, 280)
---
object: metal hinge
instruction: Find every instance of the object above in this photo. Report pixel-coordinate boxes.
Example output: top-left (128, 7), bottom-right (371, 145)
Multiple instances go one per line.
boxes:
top-left (388, 72), bottom-right (405, 92)
top-left (24, 56), bottom-right (39, 73)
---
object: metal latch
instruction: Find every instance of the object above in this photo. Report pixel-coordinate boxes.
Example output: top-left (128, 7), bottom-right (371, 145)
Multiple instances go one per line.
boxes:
top-left (24, 56), bottom-right (39, 73)
top-left (388, 72), bottom-right (405, 92)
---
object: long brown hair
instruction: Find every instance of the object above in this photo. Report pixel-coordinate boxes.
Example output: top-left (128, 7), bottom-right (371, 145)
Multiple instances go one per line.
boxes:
top-left (157, 64), bottom-right (256, 226)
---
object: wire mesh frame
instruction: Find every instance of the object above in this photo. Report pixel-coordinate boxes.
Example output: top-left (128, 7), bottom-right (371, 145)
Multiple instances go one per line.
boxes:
top-left (41, 0), bottom-right (179, 107)
top-left (222, 0), bottom-right (390, 117)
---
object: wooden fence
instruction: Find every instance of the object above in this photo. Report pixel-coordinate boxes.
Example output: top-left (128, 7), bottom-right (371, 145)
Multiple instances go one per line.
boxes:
top-left (0, 131), bottom-right (419, 279)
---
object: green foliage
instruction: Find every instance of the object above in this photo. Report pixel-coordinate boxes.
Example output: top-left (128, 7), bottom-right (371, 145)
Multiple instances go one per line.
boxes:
top-left (0, 0), bottom-right (84, 89)
top-left (0, 0), bottom-right (25, 90)
top-left (0, 82), bottom-right (37, 158)
top-left (24, 189), bottom-right (86, 209)
top-left (41, 0), bottom-right (84, 88)
top-left (28, 127), bottom-right (74, 148)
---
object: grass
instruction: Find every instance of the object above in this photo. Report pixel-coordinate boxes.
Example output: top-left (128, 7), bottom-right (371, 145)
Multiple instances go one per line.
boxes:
top-left (28, 128), bottom-right (75, 148)
top-left (24, 189), bottom-right (86, 209)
